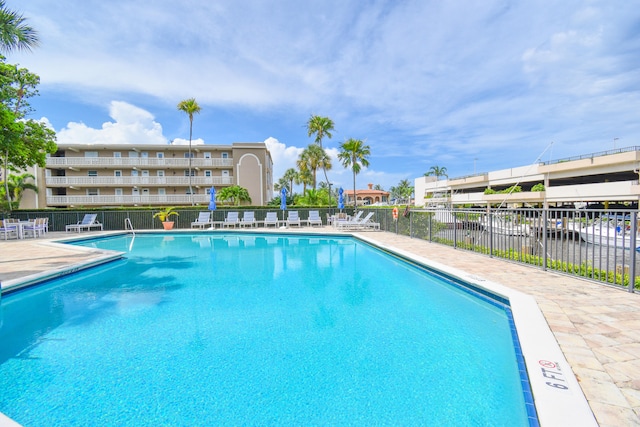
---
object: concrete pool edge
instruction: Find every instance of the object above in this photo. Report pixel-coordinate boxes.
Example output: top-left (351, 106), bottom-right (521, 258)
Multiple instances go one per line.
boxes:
top-left (0, 240), bottom-right (124, 294)
top-left (353, 233), bottom-right (598, 427)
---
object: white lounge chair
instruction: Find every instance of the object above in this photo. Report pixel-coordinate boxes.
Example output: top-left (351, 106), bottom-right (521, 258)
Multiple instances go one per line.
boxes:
top-left (358, 212), bottom-right (380, 230)
top-left (66, 214), bottom-right (103, 232)
top-left (307, 210), bottom-right (322, 227)
top-left (222, 212), bottom-right (240, 228)
top-left (287, 211), bottom-right (301, 227)
top-left (336, 211), bottom-right (365, 230)
top-left (264, 212), bottom-right (279, 227)
top-left (240, 211), bottom-right (257, 227)
top-left (191, 211), bottom-right (212, 229)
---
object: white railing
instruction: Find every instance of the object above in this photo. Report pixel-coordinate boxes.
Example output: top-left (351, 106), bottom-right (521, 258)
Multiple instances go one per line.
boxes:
top-left (45, 176), bottom-right (234, 186)
top-left (46, 194), bottom-right (211, 206)
top-left (46, 157), bottom-right (234, 168)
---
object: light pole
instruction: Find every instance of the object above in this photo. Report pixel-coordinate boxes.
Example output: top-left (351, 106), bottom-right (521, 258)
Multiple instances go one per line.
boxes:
top-left (328, 182), bottom-right (333, 213)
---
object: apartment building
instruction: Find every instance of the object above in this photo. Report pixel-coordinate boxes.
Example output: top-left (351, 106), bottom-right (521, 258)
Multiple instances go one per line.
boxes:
top-left (415, 147), bottom-right (640, 208)
top-left (26, 142), bottom-right (273, 208)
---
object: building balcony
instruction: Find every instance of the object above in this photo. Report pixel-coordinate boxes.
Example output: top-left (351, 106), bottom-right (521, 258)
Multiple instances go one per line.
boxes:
top-left (46, 157), bottom-right (234, 169)
top-left (46, 194), bottom-right (211, 207)
top-left (45, 176), bottom-right (234, 187)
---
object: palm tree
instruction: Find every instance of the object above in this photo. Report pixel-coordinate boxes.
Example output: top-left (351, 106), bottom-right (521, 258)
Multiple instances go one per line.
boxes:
top-left (0, 1), bottom-right (39, 53)
top-left (425, 166), bottom-right (448, 180)
top-left (217, 185), bottom-right (251, 206)
top-left (338, 138), bottom-right (370, 210)
top-left (390, 179), bottom-right (414, 204)
top-left (177, 98), bottom-right (201, 205)
top-left (298, 144), bottom-right (331, 190)
top-left (306, 114), bottom-right (335, 190)
top-left (282, 168), bottom-right (298, 195)
top-left (0, 172), bottom-right (36, 209)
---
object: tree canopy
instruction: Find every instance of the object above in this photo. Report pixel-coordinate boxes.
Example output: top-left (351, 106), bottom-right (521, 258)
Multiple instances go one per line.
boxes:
top-left (217, 185), bottom-right (251, 206)
top-left (0, 58), bottom-right (57, 210)
top-left (338, 138), bottom-right (370, 210)
top-left (0, 1), bottom-right (39, 53)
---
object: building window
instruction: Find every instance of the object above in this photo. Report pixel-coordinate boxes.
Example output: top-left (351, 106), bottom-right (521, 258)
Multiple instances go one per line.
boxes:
top-left (204, 170), bottom-right (212, 177)
top-left (113, 152), bottom-right (121, 158)
top-left (157, 152), bottom-right (164, 159)
top-left (157, 170), bottom-right (165, 177)
top-left (88, 170), bottom-right (98, 177)
top-left (128, 151), bottom-right (139, 158)
top-left (184, 170), bottom-right (196, 177)
top-left (141, 152), bottom-right (149, 158)
top-left (221, 152), bottom-right (229, 159)
top-left (131, 170), bottom-right (139, 177)
top-left (222, 170), bottom-right (230, 177)
top-left (204, 152), bottom-right (212, 159)
top-left (158, 188), bottom-right (166, 195)
top-left (85, 151), bottom-right (98, 158)
top-left (114, 170), bottom-right (122, 177)
top-left (87, 188), bottom-right (99, 196)
top-left (184, 152), bottom-right (194, 158)
top-left (115, 188), bottom-right (123, 196)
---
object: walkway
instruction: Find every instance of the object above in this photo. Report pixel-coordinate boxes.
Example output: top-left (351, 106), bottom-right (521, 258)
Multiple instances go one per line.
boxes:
top-left (1, 230), bottom-right (639, 426)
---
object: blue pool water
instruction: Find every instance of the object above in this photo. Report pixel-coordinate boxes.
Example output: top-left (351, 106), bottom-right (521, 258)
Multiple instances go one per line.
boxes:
top-left (0, 233), bottom-right (534, 426)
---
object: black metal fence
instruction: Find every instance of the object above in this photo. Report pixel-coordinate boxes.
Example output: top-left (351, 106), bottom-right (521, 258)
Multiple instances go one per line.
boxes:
top-left (360, 207), bottom-right (638, 292)
top-left (5, 206), bottom-right (637, 292)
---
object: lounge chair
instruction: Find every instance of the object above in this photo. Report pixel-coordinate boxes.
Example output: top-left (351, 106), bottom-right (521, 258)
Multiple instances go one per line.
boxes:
top-left (358, 212), bottom-right (380, 230)
top-left (66, 214), bottom-right (103, 232)
top-left (264, 212), bottom-right (279, 228)
top-left (240, 211), bottom-right (257, 228)
top-left (222, 211), bottom-right (240, 228)
top-left (287, 211), bottom-right (301, 227)
top-left (307, 210), bottom-right (323, 227)
top-left (191, 211), bottom-right (212, 229)
top-left (336, 211), bottom-right (365, 230)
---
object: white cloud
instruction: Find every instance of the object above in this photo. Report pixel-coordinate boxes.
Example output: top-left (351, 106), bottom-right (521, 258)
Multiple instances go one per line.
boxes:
top-left (57, 101), bottom-right (168, 145)
top-left (170, 138), bottom-right (205, 146)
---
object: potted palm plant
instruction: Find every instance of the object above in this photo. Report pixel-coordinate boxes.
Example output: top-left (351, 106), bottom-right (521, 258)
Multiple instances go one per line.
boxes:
top-left (153, 207), bottom-right (179, 230)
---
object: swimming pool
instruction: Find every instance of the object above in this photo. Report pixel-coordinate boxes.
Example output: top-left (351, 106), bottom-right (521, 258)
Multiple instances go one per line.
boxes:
top-left (0, 233), bottom-right (536, 425)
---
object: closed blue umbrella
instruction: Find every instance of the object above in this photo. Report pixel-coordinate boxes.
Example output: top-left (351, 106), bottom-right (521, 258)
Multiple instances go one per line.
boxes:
top-left (280, 187), bottom-right (288, 211)
top-left (208, 186), bottom-right (216, 211)
top-left (280, 187), bottom-right (288, 223)
top-left (338, 187), bottom-right (344, 211)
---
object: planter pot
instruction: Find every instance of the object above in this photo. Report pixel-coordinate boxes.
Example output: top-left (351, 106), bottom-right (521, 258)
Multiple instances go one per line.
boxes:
top-left (162, 221), bottom-right (174, 230)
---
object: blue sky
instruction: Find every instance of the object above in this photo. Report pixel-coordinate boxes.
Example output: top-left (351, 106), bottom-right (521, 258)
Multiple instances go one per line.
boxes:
top-left (10, 0), bottom-right (640, 192)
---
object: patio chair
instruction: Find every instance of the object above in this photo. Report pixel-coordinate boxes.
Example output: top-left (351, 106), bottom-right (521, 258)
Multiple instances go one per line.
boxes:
top-left (307, 210), bottom-right (323, 227)
top-left (0, 220), bottom-right (18, 240)
top-left (287, 211), bottom-right (301, 227)
top-left (264, 212), bottom-right (279, 228)
top-left (23, 218), bottom-right (47, 238)
top-left (191, 211), bottom-right (212, 229)
top-left (358, 212), bottom-right (380, 230)
top-left (222, 211), bottom-right (240, 228)
top-left (65, 214), bottom-right (103, 232)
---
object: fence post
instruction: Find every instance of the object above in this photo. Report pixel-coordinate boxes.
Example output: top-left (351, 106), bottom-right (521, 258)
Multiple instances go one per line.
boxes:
top-left (542, 209), bottom-right (548, 271)
top-left (409, 210), bottom-right (413, 238)
top-left (629, 211), bottom-right (637, 293)
top-left (488, 206), bottom-right (494, 258)
top-left (453, 210), bottom-right (458, 249)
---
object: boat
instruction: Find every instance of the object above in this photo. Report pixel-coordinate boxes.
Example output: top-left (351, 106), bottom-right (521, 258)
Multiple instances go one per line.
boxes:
top-left (479, 214), bottom-right (531, 236)
top-left (578, 215), bottom-right (640, 250)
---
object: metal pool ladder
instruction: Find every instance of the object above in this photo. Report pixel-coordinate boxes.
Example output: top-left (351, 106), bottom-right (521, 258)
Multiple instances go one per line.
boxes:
top-left (125, 218), bottom-right (136, 251)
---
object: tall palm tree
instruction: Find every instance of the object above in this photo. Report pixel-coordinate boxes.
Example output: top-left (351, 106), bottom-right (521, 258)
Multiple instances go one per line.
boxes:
top-left (306, 115), bottom-right (335, 189)
top-left (0, 0), bottom-right (39, 53)
top-left (338, 138), bottom-right (370, 210)
top-left (177, 98), bottom-right (201, 205)
top-left (282, 167), bottom-right (298, 195)
top-left (298, 144), bottom-right (331, 190)
top-left (425, 165), bottom-right (448, 180)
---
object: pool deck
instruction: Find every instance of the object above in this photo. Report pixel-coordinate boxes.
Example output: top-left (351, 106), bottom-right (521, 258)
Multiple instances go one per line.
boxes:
top-left (1, 229), bottom-right (639, 426)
